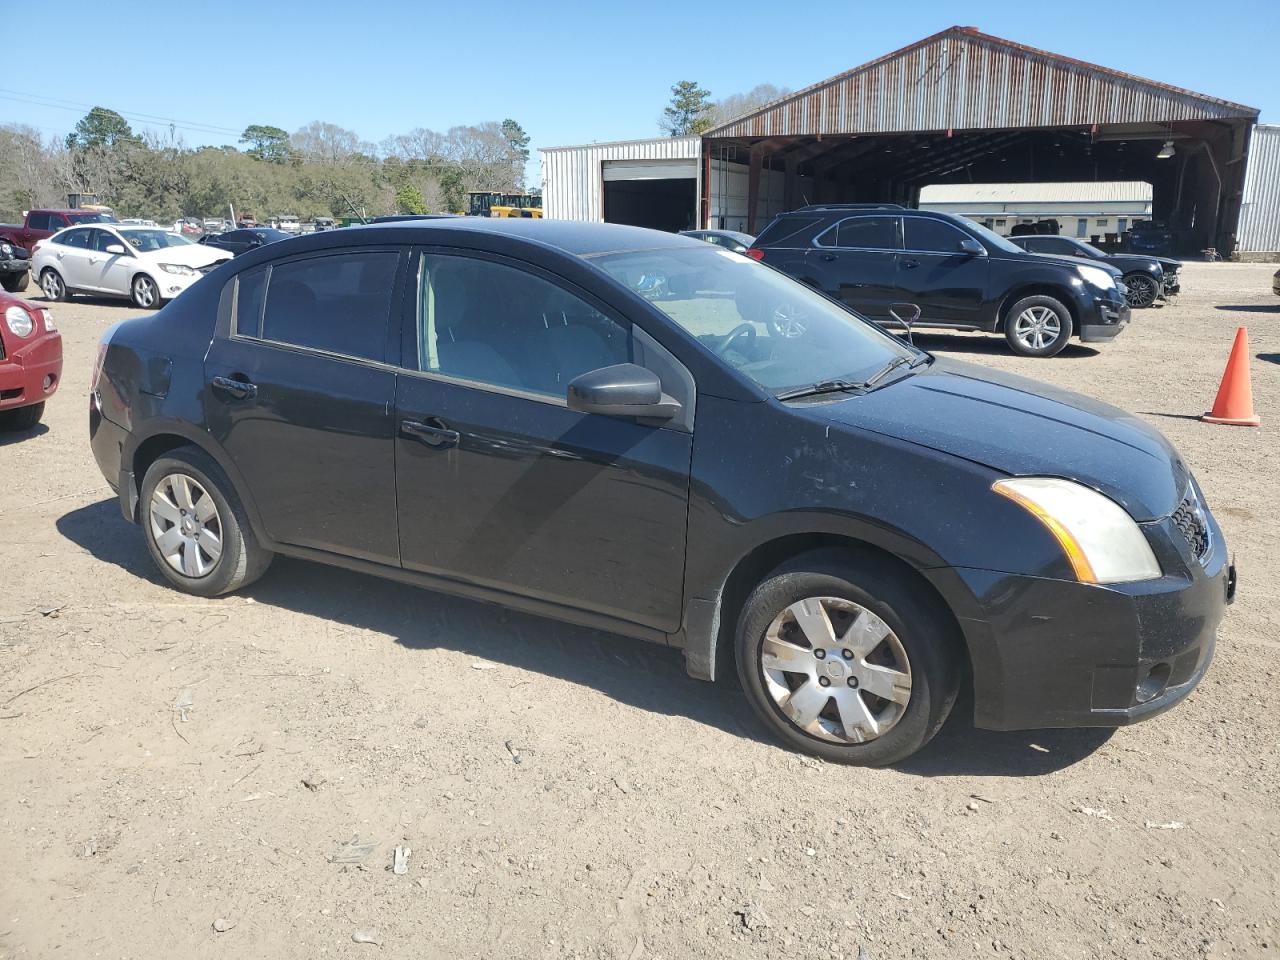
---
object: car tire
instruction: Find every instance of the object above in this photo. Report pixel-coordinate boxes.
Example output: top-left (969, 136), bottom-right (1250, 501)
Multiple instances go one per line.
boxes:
top-left (1122, 272), bottom-right (1159, 308)
top-left (39, 268), bottom-right (68, 302)
top-left (131, 273), bottom-right (161, 310)
top-left (1003, 295), bottom-right (1073, 357)
top-left (139, 447), bottom-right (272, 597)
top-left (735, 551), bottom-right (961, 766)
top-left (1, 271), bottom-right (30, 293)
top-left (0, 401), bottom-right (44, 431)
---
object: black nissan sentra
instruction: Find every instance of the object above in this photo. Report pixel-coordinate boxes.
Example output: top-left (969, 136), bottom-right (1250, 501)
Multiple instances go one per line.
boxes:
top-left (88, 220), bottom-right (1234, 765)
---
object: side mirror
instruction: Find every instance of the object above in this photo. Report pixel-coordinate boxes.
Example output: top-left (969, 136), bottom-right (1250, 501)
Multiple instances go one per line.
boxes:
top-left (958, 237), bottom-right (985, 257)
top-left (104, 244), bottom-right (126, 255)
top-left (566, 363), bottom-right (681, 420)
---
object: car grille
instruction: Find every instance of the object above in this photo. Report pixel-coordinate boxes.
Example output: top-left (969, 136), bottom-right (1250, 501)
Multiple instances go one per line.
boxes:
top-left (1171, 486), bottom-right (1211, 564)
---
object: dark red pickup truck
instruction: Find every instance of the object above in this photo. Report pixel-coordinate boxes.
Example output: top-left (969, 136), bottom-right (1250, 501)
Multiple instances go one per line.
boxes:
top-left (0, 208), bottom-right (118, 252)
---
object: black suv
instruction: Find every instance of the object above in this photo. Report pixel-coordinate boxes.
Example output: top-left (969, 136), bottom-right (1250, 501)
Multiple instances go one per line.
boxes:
top-left (1008, 234), bottom-right (1181, 309)
top-left (750, 204), bottom-right (1130, 357)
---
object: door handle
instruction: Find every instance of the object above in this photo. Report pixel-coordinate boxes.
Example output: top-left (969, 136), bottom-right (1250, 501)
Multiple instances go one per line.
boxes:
top-left (901, 259), bottom-right (920, 269)
top-left (210, 375), bottom-right (257, 400)
top-left (400, 418), bottom-right (460, 449)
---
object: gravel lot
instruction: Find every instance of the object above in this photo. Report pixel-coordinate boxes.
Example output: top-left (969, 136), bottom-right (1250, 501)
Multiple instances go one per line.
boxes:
top-left (2, 262), bottom-right (1277, 960)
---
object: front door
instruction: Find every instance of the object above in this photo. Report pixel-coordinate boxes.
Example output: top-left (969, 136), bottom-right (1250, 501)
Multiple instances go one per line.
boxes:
top-left (393, 250), bottom-right (693, 632)
top-left (896, 218), bottom-right (991, 326)
top-left (805, 215), bottom-right (901, 320)
top-left (90, 228), bottom-right (134, 295)
top-left (203, 248), bottom-right (407, 564)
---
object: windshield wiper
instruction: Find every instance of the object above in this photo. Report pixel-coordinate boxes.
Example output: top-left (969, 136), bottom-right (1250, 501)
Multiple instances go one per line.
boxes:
top-left (776, 354), bottom-right (928, 402)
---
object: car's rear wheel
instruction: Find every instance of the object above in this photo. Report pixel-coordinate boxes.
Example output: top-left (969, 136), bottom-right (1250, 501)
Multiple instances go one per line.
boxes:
top-left (131, 273), bottom-right (161, 309)
top-left (0, 401), bottom-right (44, 431)
top-left (140, 447), bottom-right (272, 597)
top-left (1, 271), bottom-right (29, 293)
top-left (1004, 295), bottom-right (1073, 357)
top-left (1122, 272), bottom-right (1159, 308)
top-left (39, 268), bottom-right (68, 302)
top-left (736, 554), bottom-right (960, 765)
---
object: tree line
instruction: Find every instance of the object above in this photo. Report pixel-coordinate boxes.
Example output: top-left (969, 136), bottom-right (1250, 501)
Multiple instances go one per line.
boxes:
top-left (0, 107), bottom-right (533, 223)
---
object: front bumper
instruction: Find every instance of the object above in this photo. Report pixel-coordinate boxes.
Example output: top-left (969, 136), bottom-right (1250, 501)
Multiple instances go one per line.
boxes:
top-left (0, 331), bottom-right (61, 410)
top-left (928, 502), bottom-right (1232, 731)
top-left (1079, 294), bottom-right (1131, 342)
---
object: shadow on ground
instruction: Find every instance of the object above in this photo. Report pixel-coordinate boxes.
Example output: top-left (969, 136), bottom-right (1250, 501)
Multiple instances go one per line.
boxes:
top-left (1259, 353), bottom-right (1280, 366)
top-left (0, 422), bottom-right (50, 446)
top-left (58, 498), bottom-right (1109, 776)
top-left (1216, 304), bottom-right (1280, 313)
top-left (912, 333), bottom-right (1100, 359)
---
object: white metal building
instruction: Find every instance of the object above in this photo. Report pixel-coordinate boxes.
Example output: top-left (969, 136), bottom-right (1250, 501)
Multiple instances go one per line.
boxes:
top-left (540, 136), bottom-right (812, 233)
top-left (918, 181), bottom-right (1153, 237)
top-left (1238, 125), bottom-right (1280, 258)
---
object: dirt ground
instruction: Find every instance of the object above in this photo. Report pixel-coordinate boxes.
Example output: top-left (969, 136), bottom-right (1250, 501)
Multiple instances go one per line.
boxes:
top-left (1, 262), bottom-right (1278, 960)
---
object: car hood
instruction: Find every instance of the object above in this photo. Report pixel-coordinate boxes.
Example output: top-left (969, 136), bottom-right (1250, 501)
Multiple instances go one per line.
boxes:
top-left (137, 244), bottom-right (231, 268)
top-left (1155, 257), bottom-right (1182, 272)
top-left (1020, 251), bottom-right (1123, 278)
top-left (809, 358), bottom-right (1187, 521)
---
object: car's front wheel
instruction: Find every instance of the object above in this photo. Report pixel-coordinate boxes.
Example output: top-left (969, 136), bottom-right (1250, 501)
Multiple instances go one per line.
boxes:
top-left (1122, 272), bottom-right (1159, 308)
top-left (1004, 295), bottom-right (1073, 357)
top-left (736, 553), bottom-right (960, 765)
top-left (140, 447), bottom-right (272, 597)
top-left (131, 273), bottom-right (161, 309)
top-left (39, 268), bottom-right (68, 302)
top-left (1, 271), bottom-right (29, 293)
top-left (0, 401), bottom-right (44, 431)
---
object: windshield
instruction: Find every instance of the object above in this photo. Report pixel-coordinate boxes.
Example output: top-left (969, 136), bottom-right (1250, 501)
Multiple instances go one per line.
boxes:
top-left (120, 229), bottom-right (194, 252)
top-left (590, 247), bottom-right (914, 394)
top-left (68, 212), bottom-right (116, 224)
top-left (962, 218), bottom-right (1025, 254)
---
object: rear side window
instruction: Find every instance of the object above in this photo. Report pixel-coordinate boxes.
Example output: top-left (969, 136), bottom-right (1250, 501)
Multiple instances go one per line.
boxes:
top-left (903, 218), bottom-right (974, 253)
top-left (825, 216), bottom-right (900, 250)
top-left (233, 267), bottom-right (268, 337)
top-left (754, 216), bottom-right (823, 247)
top-left (59, 228), bottom-right (92, 249)
top-left (28, 213), bottom-right (51, 231)
top-left (259, 252), bottom-right (398, 361)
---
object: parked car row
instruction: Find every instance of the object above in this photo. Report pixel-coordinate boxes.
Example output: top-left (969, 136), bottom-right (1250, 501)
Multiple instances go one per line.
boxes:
top-left (1008, 234), bottom-right (1181, 308)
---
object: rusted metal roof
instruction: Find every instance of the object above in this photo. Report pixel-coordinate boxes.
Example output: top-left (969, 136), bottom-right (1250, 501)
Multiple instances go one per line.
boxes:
top-left (706, 27), bottom-right (1259, 139)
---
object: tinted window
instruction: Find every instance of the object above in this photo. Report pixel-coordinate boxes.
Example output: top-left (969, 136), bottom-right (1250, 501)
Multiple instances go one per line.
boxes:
top-left (28, 213), bottom-right (51, 231)
top-left (261, 252), bottom-right (398, 361)
top-left (91, 229), bottom-right (121, 252)
top-left (755, 216), bottom-right (822, 247)
top-left (830, 217), bottom-right (899, 250)
top-left (904, 218), bottom-right (974, 253)
top-left (417, 254), bottom-right (629, 398)
top-left (59, 228), bottom-right (92, 249)
top-left (234, 267), bottom-right (269, 337)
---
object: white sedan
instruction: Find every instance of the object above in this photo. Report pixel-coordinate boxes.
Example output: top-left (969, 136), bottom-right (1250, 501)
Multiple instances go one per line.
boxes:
top-left (33, 224), bottom-right (231, 309)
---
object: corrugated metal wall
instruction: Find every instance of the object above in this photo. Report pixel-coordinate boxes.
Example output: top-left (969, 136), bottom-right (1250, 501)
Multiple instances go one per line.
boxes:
top-left (541, 137), bottom-right (701, 221)
top-left (710, 28), bottom-right (1256, 139)
top-left (1239, 125), bottom-right (1280, 254)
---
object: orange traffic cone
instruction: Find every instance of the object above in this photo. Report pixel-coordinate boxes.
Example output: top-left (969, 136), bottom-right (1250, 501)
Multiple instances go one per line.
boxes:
top-left (1202, 327), bottom-right (1261, 426)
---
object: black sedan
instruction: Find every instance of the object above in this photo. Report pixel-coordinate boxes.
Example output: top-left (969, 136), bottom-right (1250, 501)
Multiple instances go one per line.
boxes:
top-left (87, 220), bottom-right (1231, 765)
top-left (679, 229), bottom-right (755, 253)
top-left (198, 227), bottom-right (291, 257)
top-left (1009, 234), bottom-right (1181, 308)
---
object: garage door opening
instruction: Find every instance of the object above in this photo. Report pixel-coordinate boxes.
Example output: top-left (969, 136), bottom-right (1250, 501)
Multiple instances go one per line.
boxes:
top-left (603, 178), bottom-right (696, 232)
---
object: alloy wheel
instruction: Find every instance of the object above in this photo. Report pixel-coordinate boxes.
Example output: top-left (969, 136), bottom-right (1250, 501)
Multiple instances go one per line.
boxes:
top-left (1124, 275), bottom-right (1157, 308)
top-left (1012, 306), bottom-right (1062, 351)
top-left (148, 473), bottom-right (223, 578)
top-left (133, 275), bottom-right (158, 308)
top-left (760, 596), bottom-right (912, 744)
top-left (41, 270), bottom-right (63, 300)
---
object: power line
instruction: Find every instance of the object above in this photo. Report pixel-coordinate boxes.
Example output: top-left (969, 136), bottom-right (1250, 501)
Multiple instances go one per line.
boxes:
top-left (0, 88), bottom-right (243, 139)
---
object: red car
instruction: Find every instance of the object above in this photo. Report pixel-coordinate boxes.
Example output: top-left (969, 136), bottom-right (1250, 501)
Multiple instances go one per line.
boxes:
top-left (0, 291), bottom-right (61, 430)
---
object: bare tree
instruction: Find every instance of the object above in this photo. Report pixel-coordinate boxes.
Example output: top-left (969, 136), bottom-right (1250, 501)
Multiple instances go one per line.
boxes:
top-left (291, 121), bottom-right (375, 162)
top-left (704, 84), bottom-right (791, 128)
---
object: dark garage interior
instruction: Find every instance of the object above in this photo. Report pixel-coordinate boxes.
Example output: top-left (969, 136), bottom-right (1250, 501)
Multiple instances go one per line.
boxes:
top-left (701, 27), bottom-right (1259, 256)
top-left (605, 178), bottom-right (697, 232)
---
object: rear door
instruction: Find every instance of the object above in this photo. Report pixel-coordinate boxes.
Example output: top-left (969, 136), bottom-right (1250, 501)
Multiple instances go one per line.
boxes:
top-left (203, 247), bottom-right (407, 564)
top-left (805, 215), bottom-right (901, 319)
top-left (896, 218), bottom-right (991, 325)
top-left (51, 228), bottom-right (96, 289)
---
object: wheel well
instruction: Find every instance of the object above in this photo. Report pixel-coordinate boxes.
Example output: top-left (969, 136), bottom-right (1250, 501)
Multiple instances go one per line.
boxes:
top-left (711, 533), bottom-right (971, 688)
top-left (997, 285), bottom-right (1079, 331)
top-left (131, 434), bottom-right (194, 499)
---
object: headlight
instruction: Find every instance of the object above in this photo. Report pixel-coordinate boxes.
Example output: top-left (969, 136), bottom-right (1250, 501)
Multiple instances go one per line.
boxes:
top-left (4, 305), bottom-right (34, 338)
top-left (993, 477), bottom-right (1161, 584)
top-left (1076, 264), bottom-right (1116, 290)
top-left (158, 263), bottom-right (196, 276)
top-left (0, 242), bottom-right (12, 257)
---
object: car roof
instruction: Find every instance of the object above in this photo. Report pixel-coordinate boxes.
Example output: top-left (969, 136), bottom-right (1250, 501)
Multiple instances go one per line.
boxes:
top-left (344, 218), bottom-right (700, 257)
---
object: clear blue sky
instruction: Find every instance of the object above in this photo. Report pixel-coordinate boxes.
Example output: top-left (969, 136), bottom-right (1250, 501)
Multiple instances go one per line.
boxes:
top-left (3, 0), bottom-right (1276, 187)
